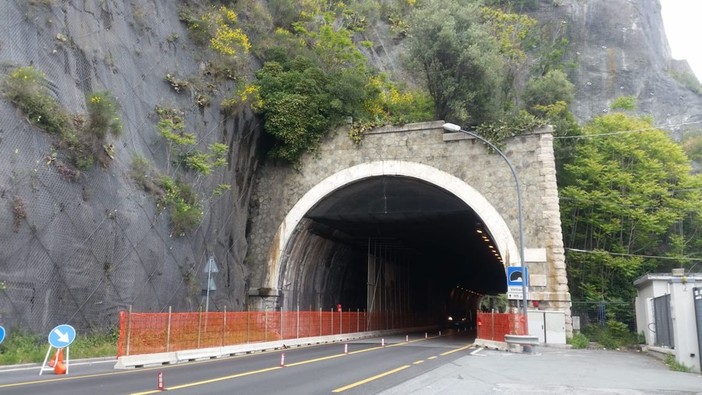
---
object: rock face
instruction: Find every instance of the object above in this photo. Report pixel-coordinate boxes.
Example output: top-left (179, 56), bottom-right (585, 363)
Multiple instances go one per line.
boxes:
top-left (531, 0), bottom-right (702, 133)
top-left (0, 1), bottom-right (260, 333)
top-left (0, 0), bottom-right (698, 334)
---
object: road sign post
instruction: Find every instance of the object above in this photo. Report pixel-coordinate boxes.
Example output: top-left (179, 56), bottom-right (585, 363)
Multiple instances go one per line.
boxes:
top-left (40, 324), bottom-right (76, 376)
top-left (506, 267), bottom-right (529, 301)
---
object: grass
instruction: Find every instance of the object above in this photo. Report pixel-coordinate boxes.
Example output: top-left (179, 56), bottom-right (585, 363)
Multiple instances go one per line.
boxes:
top-left (664, 354), bottom-right (692, 372)
top-left (0, 330), bottom-right (118, 365)
top-left (567, 332), bottom-right (589, 349)
top-left (581, 320), bottom-right (641, 350)
top-left (3, 66), bottom-right (123, 171)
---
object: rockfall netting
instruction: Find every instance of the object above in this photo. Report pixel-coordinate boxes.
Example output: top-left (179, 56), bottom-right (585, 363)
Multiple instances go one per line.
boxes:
top-left (0, 1), bottom-right (256, 335)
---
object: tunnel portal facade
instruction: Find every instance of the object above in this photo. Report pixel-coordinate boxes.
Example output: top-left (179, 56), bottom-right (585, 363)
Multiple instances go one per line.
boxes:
top-left (247, 121), bottom-right (570, 332)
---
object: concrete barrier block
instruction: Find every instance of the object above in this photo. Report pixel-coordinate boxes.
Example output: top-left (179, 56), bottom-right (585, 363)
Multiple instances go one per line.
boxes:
top-left (176, 347), bottom-right (222, 362)
top-left (114, 352), bottom-right (177, 369)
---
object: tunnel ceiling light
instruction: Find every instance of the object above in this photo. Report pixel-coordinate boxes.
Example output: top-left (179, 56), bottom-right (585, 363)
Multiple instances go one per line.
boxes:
top-left (476, 229), bottom-right (483, 234)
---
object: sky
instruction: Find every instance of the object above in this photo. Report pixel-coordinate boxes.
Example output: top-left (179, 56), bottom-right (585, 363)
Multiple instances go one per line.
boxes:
top-left (660, 0), bottom-right (702, 80)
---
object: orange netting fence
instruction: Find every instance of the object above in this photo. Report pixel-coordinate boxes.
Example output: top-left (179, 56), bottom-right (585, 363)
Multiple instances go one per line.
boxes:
top-left (476, 312), bottom-right (527, 342)
top-left (118, 309), bottom-right (424, 357)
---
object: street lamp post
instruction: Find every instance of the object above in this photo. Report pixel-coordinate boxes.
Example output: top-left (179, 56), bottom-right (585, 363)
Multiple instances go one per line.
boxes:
top-left (442, 123), bottom-right (528, 320)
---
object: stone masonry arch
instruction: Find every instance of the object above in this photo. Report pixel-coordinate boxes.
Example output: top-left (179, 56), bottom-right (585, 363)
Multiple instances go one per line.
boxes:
top-left (247, 121), bottom-right (571, 332)
top-left (264, 161), bottom-right (520, 291)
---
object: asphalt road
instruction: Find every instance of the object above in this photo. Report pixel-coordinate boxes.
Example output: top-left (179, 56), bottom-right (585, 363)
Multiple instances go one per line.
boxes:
top-left (0, 331), bottom-right (474, 395)
top-left (2, 332), bottom-right (702, 394)
top-left (381, 345), bottom-right (702, 394)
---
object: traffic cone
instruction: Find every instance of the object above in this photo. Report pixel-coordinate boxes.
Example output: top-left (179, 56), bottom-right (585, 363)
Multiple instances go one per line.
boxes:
top-left (54, 360), bottom-right (67, 375)
top-left (48, 348), bottom-right (64, 368)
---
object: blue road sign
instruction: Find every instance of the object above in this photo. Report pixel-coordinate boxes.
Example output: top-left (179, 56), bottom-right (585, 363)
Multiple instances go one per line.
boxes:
top-left (506, 266), bottom-right (528, 287)
top-left (48, 324), bottom-right (76, 348)
top-left (0, 326), bottom-right (5, 344)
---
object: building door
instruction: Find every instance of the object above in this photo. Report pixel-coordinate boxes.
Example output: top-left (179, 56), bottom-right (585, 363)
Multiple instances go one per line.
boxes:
top-left (653, 294), bottom-right (674, 348)
top-left (694, 288), bottom-right (702, 369)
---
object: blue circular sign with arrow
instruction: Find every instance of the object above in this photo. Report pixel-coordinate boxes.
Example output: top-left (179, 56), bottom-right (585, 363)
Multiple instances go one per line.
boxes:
top-left (0, 326), bottom-right (5, 344)
top-left (48, 324), bottom-right (76, 348)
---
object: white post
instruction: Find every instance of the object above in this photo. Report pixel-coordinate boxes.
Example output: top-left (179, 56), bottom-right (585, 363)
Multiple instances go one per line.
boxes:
top-left (166, 306), bottom-right (172, 352)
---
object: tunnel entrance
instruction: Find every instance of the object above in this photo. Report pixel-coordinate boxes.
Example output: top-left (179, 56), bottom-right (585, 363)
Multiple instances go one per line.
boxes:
top-left (278, 175), bottom-right (508, 326)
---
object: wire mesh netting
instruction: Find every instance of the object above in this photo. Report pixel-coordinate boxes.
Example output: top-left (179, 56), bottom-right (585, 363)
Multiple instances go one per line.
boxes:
top-left (0, 2), bottom-right (256, 336)
top-left (570, 301), bottom-right (635, 331)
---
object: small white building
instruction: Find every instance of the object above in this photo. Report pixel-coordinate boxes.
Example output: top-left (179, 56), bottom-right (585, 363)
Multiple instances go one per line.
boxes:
top-left (633, 270), bottom-right (702, 372)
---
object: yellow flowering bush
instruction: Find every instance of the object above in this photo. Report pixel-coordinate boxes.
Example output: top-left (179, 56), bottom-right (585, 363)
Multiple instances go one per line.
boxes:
top-left (210, 6), bottom-right (251, 56)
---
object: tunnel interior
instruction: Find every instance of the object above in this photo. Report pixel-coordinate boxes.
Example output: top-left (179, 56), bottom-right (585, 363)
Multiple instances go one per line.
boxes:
top-left (280, 175), bottom-right (508, 323)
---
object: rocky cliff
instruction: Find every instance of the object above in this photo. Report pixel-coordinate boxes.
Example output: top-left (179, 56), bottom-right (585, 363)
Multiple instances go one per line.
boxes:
top-left (0, 1), bottom-right (261, 333)
top-left (531, 0), bottom-right (702, 134)
top-left (0, 0), bottom-right (699, 334)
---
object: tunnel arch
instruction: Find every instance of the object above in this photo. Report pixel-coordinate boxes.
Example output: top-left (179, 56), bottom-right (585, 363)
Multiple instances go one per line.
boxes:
top-left (263, 160), bottom-right (520, 294)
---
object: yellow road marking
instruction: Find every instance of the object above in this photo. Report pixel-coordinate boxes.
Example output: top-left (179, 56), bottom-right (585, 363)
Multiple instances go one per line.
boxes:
top-left (331, 365), bottom-right (410, 393)
top-left (0, 370), bottom-right (137, 389)
top-left (440, 344), bottom-right (473, 356)
top-left (332, 342), bottom-right (472, 393)
top-left (128, 339), bottom-right (471, 394)
top-left (130, 366), bottom-right (282, 395)
top-left (286, 353), bottom-right (345, 367)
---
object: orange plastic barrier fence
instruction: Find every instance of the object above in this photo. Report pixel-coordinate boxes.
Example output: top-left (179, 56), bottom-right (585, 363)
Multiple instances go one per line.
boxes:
top-left (476, 312), bottom-right (527, 342)
top-left (118, 309), bottom-right (425, 357)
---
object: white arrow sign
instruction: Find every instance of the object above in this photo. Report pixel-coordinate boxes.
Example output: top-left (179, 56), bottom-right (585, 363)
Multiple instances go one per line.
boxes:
top-left (54, 328), bottom-right (69, 343)
top-left (48, 324), bottom-right (76, 348)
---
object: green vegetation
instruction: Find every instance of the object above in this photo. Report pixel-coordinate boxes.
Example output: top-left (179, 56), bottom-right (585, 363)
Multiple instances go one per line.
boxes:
top-left (179, 5), bottom-right (250, 81)
top-left (559, 112), bottom-right (702, 326)
top-left (524, 70), bottom-right (575, 112)
top-left (176, 1), bottom-right (434, 165)
top-left (479, 294), bottom-right (508, 312)
top-left (2, 66), bottom-right (123, 171)
top-left (568, 332), bottom-right (589, 349)
top-left (157, 175), bottom-right (203, 237)
top-left (130, 154), bottom-right (205, 237)
top-left (250, 4), bottom-right (432, 164)
top-left (665, 354), bottom-right (692, 372)
top-left (581, 320), bottom-right (640, 349)
top-left (86, 91), bottom-right (122, 139)
top-left (131, 105), bottom-right (230, 236)
top-left (0, 330), bottom-right (117, 365)
top-left (406, 1), bottom-right (509, 126)
top-left (682, 133), bottom-right (702, 162)
top-left (3, 66), bottom-right (70, 136)
top-left (670, 70), bottom-right (702, 95)
top-left (610, 95), bottom-right (636, 111)
top-left (154, 106), bottom-right (228, 175)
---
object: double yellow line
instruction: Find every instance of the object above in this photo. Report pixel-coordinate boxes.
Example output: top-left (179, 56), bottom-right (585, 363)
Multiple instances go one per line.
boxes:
top-left (132, 338), bottom-right (474, 394)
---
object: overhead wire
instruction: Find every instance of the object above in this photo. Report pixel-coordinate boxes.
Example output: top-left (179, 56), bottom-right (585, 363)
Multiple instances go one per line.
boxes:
top-left (554, 119), bottom-right (702, 139)
top-left (567, 247), bottom-right (701, 261)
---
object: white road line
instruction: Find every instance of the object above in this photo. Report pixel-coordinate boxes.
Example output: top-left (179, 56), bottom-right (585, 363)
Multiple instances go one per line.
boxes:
top-left (0, 359), bottom-right (115, 373)
top-left (470, 347), bottom-right (485, 356)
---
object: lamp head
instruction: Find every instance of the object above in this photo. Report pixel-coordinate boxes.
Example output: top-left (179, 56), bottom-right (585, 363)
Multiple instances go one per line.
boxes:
top-left (442, 122), bottom-right (461, 132)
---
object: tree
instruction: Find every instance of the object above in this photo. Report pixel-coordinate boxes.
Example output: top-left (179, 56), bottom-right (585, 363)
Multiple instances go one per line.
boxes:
top-left (406, 1), bottom-right (508, 126)
top-left (559, 113), bottom-right (702, 324)
top-left (523, 69), bottom-right (574, 111)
